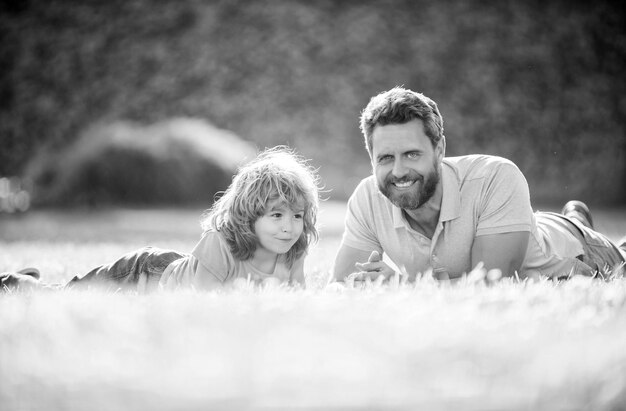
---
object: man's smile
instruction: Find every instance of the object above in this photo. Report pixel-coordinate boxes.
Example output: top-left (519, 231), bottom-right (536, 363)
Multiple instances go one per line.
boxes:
top-left (388, 175), bottom-right (422, 191)
top-left (391, 180), bottom-right (416, 189)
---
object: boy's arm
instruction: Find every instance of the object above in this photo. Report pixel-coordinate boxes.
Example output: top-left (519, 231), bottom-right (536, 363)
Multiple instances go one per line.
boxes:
top-left (159, 257), bottom-right (225, 291)
top-left (192, 262), bottom-right (225, 290)
top-left (187, 231), bottom-right (234, 290)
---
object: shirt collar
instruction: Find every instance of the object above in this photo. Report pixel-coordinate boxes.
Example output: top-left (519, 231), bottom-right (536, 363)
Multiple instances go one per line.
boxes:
top-left (390, 159), bottom-right (461, 228)
top-left (439, 159), bottom-right (461, 222)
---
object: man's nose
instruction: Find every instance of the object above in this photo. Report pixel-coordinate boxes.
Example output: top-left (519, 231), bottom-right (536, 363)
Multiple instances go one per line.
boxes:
top-left (391, 159), bottom-right (408, 177)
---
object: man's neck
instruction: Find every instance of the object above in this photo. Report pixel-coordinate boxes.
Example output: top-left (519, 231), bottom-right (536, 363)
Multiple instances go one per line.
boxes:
top-left (403, 182), bottom-right (443, 239)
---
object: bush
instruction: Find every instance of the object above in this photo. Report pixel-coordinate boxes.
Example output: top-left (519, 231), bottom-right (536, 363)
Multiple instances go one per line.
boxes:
top-left (25, 118), bottom-right (257, 207)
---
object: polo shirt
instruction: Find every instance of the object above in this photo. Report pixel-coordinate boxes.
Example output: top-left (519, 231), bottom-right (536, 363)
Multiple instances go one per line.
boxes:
top-left (341, 154), bottom-right (585, 279)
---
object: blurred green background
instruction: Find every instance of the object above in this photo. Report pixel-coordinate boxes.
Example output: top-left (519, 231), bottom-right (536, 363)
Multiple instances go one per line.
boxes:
top-left (1, 0), bottom-right (624, 207)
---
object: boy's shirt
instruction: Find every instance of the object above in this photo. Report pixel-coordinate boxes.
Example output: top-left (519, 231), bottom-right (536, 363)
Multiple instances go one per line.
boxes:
top-left (159, 230), bottom-right (304, 290)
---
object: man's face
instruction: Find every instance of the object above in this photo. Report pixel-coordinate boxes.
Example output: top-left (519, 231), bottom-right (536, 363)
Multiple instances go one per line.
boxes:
top-left (371, 119), bottom-right (443, 210)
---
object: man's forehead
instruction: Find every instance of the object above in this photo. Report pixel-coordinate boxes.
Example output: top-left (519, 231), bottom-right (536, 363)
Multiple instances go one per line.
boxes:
top-left (372, 122), bottom-right (432, 154)
top-left (373, 119), bottom-right (425, 135)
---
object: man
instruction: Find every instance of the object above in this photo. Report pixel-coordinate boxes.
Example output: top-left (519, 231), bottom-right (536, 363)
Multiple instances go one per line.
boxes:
top-left (333, 87), bottom-right (626, 282)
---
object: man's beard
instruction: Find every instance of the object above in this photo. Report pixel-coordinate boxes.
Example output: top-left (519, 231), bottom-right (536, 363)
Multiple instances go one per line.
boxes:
top-left (378, 164), bottom-right (440, 210)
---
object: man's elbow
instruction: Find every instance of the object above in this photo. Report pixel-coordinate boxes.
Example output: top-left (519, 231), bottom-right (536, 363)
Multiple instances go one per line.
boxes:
top-left (332, 258), bottom-right (356, 282)
top-left (331, 265), bottom-right (349, 282)
top-left (333, 244), bottom-right (373, 282)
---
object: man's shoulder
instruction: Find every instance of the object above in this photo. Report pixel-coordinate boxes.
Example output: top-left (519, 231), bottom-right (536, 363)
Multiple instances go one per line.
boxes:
top-left (351, 175), bottom-right (378, 196)
top-left (444, 154), bottom-right (520, 180)
top-left (444, 154), bottom-right (517, 168)
top-left (347, 175), bottom-right (394, 218)
top-left (355, 174), bottom-right (377, 187)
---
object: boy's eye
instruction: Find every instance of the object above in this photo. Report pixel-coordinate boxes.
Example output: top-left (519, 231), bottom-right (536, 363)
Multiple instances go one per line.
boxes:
top-left (270, 212), bottom-right (282, 218)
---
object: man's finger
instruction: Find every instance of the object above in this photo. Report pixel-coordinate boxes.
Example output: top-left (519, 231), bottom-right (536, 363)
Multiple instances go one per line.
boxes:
top-left (354, 261), bottom-right (383, 272)
top-left (368, 251), bottom-right (381, 263)
top-left (355, 270), bottom-right (388, 281)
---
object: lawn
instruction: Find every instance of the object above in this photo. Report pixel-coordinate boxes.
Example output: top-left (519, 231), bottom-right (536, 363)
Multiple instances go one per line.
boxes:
top-left (1, 202), bottom-right (626, 410)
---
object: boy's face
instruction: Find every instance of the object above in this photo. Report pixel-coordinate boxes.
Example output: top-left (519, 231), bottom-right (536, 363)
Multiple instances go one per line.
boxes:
top-left (254, 200), bottom-right (304, 257)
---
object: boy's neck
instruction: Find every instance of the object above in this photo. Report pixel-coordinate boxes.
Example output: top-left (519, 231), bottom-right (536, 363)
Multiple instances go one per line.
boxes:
top-left (249, 250), bottom-right (279, 274)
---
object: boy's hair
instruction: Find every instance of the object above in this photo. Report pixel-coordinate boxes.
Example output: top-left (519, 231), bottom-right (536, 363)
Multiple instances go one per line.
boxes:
top-left (201, 146), bottom-right (320, 267)
top-left (360, 87), bottom-right (445, 156)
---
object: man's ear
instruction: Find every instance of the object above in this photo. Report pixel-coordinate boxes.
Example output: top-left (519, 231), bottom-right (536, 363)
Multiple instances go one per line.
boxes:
top-left (436, 136), bottom-right (446, 161)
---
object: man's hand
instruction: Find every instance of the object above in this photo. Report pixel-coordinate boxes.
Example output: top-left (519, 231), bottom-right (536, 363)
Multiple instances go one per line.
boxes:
top-left (352, 251), bottom-right (396, 282)
top-left (333, 244), bottom-right (378, 281)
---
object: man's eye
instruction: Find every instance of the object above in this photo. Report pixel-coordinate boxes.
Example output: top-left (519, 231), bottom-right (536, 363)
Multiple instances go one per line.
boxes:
top-left (407, 152), bottom-right (420, 159)
top-left (378, 155), bottom-right (392, 163)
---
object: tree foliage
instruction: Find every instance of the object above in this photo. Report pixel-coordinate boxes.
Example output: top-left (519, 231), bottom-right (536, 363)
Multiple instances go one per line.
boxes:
top-left (1, 0), bottom-right (624, 204)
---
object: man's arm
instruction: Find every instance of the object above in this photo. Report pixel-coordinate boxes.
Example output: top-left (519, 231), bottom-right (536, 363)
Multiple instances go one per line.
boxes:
top-left (333, 244), bottom-right (379, 281)
top-left (471, 231), bottom-right (530, 278)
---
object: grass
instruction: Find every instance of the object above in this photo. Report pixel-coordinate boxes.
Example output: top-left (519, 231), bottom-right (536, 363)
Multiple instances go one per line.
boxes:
top-left (1, 202), bottom-right (626, 410)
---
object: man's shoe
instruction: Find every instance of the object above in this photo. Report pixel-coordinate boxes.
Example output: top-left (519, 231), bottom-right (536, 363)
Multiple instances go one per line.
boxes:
top-left (562, 200), bottom-right (594, 230)
top-left (0, 267), bottom-right (41, 291)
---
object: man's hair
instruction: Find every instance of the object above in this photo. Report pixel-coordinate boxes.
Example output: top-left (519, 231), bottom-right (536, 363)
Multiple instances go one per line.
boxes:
top-left (360, 87), bottom-right (444, 155)
top-left (201, 146), bottom-right (320, 267)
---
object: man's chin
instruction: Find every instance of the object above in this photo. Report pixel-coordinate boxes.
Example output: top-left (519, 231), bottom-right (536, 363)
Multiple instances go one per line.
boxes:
top-left (388, 193), bottom-right (421, 210)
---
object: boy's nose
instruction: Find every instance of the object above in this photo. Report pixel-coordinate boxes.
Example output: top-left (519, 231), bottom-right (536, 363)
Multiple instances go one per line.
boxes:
top-left (281, 219), bottom-right (293, 233)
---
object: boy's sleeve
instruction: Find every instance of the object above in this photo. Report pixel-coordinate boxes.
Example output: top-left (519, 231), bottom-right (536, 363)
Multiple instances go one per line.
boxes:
top-left (341, 178), bottom-right (383, 253)
top-left (191, 231), bottom-right (233, 283)
top-left (475, 161), bottom-right (533, 236)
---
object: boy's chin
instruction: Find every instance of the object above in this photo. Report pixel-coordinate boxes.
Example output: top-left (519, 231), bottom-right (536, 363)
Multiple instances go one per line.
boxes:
top-left (274, 246), bottom-right (293, 255)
